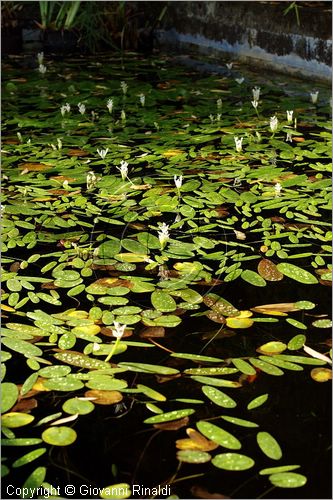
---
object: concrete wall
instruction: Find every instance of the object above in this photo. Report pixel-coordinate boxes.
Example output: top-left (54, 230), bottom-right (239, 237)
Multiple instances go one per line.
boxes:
top-left (152, 1), bottom-right (332, 81)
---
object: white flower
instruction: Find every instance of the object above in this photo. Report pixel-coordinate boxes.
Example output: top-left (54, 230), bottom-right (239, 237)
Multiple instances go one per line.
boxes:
top-left (112, 321), bottom-right (126, 339)
top-left (209, 114), bottom-right (215, 122)
top-left (78, 102), bottom-right (86, 115)
top-left (234, 136), bottom-right (243, 153)
top-left (57, 138), bottom-right (62, 150)
top-left (310, 91), bottom-right (319, 104)
top-left (251, 100), bottom-right (259, 109)
top-left (285, 132), bottom-right (292, 142)
top-left (274, 182), bottom-right (282, 196)
top-left (154, 122), bottom-right (159, 130)
top-left (174, 175), bottom-right (183, 189)
top-left (217, 98), bottom-right (222, 109)
top-left (270, 116), bottom-right (278, 133)
top-left (86, 171), bottom-right (97, 190)
top-left (310, 91), bottom-right (319, 105)
top-left (233, 177), bottom-right (242, 187)
top-left (158, 222), bottom-right (170, 249)
top-left (117, 160), bottom-right (128, 180)
top-left (60, 103), bottom-right (71, 116)
top-left (107, 98), bottom-right (113, 113)
top-left (216, 113), bottom-right (221, 122)
top-left (97, 148), bottom-right (108, 160)
top-left (235, 77), bottom-right (244, 84)
top-left (139, 93), bottom-right (145, 106)
top-left (226, 62), bottom-right (233, 70)
top-left (92, 342), bottom-right (101, 352)
top-left (252, 86), bottom-right (261, 101)
top-left (17, 132), bottom-right (23, 143)
top-left (120, 81), bottom-right (128, 95)
top-left (121, 110), bottom-right (126, 121)
top-left (37, 52), bottom-right (44, 65)
top-left (286, 110), bottom-right (293, 124)
top-left (38, 64), bottom-right (47, 75)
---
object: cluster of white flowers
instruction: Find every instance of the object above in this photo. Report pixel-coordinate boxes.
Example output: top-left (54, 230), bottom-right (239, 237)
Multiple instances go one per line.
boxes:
top-left (270, 115), bottom-right (278, 133)
top-left (37, 52), bottom-right (44, 65)
top-left (120, 81), bottom-right (128, 95)
top-left (286, 110), bottom-right (293, 124)
top-left (252, 86), bottom-right (261, 102)
top-left (235, 77), bottom-right (244, 85)
top-left (78, 103), bottom-right (86, 115)
top-left (107, 98), bottom-right (113, 113)
top-left (86, 171), bottom-right (97, 190)
top-left (234, 136), bottom-right (243, 153)
top-left (310, 91), bottom-right (319, 104)
top-left (174, 175), bottom-right (183, 189)
top-left (60, 103), bottom-right (71, 116)
top-left (38, 64), bottom-right (47, 75)
top-left (216, 98), bottom-right (222, 109)
top-left (158, 222), bottom-right (170, 249)
top-left (117, 160), bottom-right (129, 180)
top-left (274, 182), bottom-right (282, 196)
top-left (112, 322), bottom-right (126, 339)
top-left (226, 62), bottom-right (233, 70)
top-left (139, 93), bottom-right (145, 106)
top-left (97, 148), bottom-right (108, 160)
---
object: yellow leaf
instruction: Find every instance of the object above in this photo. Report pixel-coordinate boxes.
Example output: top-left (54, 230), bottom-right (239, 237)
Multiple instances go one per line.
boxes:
top-left (72, 324), bottom-right (101, 336)
top-left (310, 368), bottom-right (332, 383)
top-left (226, 314), bottom-right (254, 329)
top-left (1, 304), bottom-right (16, 312)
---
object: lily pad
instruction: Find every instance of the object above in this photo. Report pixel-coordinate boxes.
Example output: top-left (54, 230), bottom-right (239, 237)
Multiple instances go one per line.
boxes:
top-left (269, 472), bottom-right (307, 488)
top-left (144, 409), bottom-right (195, 424)
top-left (276, 263), bottom-right (318, 284)
top-left (42, 426), bottom-right (77, 446)
top-left (212, 453), bottom-right (255, 471)
top-left (257, 431), bottom-right (282, 460)
top-left (177, 449), bottom-right (211, 464)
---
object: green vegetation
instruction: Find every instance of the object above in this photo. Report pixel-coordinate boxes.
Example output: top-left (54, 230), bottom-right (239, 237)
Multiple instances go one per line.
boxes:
top-left (1, 52), bottom-right (331, 498)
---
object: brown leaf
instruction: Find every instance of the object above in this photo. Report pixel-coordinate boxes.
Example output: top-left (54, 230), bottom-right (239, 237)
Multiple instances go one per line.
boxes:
top-left (84, 390), bottom-right (123, 405)
top-left (251, 302), bottom-right (298, 313)
top-left (153, 416), bottom-right (189, 431)
top-left (207, 311), bottom-right (226, 324)
top-left (140, 326), bottom-right (165, 338)
top-left (257, 259), bottom-right (284, 281)
top-left (100, 327), bottom-right (132, 338)
top-left (11, 398), bottom-right (38, 412)
top-left (67, 149), bottom-right (89, 157)
top-left (19, 163), bottom-right (52, 171)
top-left (191, 485), bottom-right (230, 499)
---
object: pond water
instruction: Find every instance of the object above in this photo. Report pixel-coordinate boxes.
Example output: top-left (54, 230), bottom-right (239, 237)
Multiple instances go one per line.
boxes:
top-left (1, 53), bottom-right (332, 499)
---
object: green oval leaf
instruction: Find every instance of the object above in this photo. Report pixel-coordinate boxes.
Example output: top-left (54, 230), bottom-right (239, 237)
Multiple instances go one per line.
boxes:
top-left (257, 431), bottom-right (282, 460)
top-left (269, 472), bottom-right (307, 488)
top-left (202, 386), bottom-right (237, 408)
top-left (221, 416), bottom-right (259, 428)
top-left (43, 377), bottom-right (84, 392)
top-left (249, 358), bottom-right (284, 376)
top-left (197, 421), bottom-right (241, 449)
top-left (144, 408), bottom-right (195, 424)
top-left (212, 453), bottom-right (255, 471)
top-left (241, 270), bottom-right (266, 287)
top-left (177, 450), bottom-right (211, 464)
top-left (288, 335), bottom-right (306, 351)
top-left (276, 263), bottom-right (318, 284)
top-left (1, 382), bottom-right (19, 413)
top-left (22, 467), bottom-right (46, 498)
top-left (151, 291), bottom-right (177, 312)
top-left (2, 412), bottom-right (35, 428)
top-left (62, 397), bottom-right (95, 415)
top-left (12, 448), bottom-right (47, 468)
top-left (99, 483), bottom-right (132, 499)
top-left (259, 465), bottom-right (300, 475)
top-left (247, 393), bottom-right (269, 410)
top-left (118, 362), bottom-right (179, 375)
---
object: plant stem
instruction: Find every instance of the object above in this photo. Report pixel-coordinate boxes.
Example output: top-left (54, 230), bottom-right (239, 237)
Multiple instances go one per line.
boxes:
top-left (105, 338), bottom-right (120, 362)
